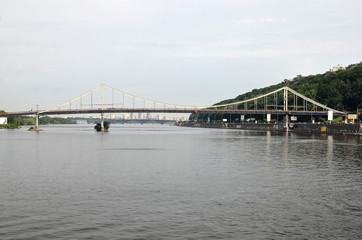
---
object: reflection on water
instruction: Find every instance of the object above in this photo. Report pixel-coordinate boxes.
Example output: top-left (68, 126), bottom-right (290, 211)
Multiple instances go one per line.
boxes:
top-left (0, 124), bottom-right (361, 239)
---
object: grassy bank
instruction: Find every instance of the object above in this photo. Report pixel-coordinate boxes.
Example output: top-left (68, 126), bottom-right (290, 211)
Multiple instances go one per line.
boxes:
top-left (0, 123), bottom-right (21, 129)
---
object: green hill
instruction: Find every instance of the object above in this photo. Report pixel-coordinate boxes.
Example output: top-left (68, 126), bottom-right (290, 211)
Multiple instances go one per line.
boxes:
top-left (216, 62), bottom-right (362, 112)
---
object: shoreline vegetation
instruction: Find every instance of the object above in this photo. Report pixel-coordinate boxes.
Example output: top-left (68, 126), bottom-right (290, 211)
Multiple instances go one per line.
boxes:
top-left (0, 112), bottom-right (77, 129)
top-left (0, 123), bottom-right (21, 129)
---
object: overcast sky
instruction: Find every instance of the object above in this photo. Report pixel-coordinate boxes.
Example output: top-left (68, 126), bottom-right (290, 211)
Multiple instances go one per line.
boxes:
top-left (1, 0), bottom-right (362, 111)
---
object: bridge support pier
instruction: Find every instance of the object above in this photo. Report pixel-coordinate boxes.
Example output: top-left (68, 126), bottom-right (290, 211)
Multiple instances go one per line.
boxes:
top-left (100, 113), bottom-right (104, 131)
top-left (94, 113), bottom-right (108, 131)
top-left (36, 114), bottom-right (39, 129)
top-left (29, 114), bottom-right (42, 131)
top-left (284, 114), bottom-right (289, 132)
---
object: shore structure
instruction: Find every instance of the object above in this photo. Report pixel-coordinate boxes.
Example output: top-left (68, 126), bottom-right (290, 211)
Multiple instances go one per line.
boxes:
top-left (177, 122), bottom-right (362, 136)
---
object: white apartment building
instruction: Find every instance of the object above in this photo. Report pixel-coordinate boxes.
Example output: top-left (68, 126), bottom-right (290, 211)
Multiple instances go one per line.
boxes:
top-left (329, 64), bottom-right (346, 72)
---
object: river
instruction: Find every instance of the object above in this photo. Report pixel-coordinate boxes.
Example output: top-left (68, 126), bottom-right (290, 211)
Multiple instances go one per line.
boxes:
top-left (0, 124), bottom-right (361, 239)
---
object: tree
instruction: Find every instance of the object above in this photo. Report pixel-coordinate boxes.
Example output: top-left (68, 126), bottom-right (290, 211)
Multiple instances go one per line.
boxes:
top-left (94, 122), bottom-right (110, 131)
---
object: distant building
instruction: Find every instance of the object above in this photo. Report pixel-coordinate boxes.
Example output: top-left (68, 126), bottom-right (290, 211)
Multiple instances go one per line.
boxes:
top-left (329, 64), bottom-right (346, 72)
top-left (0, 117), bottom-right (7, 124)
top-left (76, 120), bottom-right (87, 125)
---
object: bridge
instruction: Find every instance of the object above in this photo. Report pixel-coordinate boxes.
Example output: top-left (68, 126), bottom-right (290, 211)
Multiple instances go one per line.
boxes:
top-left (1, 84), bottom-right (346, 131)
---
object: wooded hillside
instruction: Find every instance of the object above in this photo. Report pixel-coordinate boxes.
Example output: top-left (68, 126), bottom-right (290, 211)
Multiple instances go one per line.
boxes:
top-left (216, 62), bottom-right (362, 112)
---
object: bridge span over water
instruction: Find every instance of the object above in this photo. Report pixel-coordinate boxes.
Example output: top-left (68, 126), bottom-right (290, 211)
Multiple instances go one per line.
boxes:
top-left (1, 84), bottom-right (347, 130)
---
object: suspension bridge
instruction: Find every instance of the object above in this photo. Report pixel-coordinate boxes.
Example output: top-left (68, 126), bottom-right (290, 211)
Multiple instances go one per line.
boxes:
top-left (1, 84), bottom-right (346, 131)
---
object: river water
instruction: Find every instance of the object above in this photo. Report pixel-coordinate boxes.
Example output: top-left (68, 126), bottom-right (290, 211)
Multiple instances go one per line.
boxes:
top-left (0, 124), bottom-right (361, 239)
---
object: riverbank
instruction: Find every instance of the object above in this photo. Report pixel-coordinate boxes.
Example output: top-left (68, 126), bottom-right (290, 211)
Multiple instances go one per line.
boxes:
top-left (176, 122), bottom-right (362, 135)
top-left (0, 124), bottom-right (21, 129)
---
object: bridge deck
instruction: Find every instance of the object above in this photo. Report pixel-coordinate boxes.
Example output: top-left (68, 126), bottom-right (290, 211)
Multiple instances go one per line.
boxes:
top-left (0, 108), bottom-right (346, 116)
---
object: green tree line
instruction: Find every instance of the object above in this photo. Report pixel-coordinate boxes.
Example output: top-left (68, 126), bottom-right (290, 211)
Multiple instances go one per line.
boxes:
top-left (0, 112), bottom-right (76, 127)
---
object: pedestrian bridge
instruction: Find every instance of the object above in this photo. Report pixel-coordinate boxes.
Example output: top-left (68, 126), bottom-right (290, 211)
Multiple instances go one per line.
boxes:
top-left (1, 84), bottom-right (346, 130)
